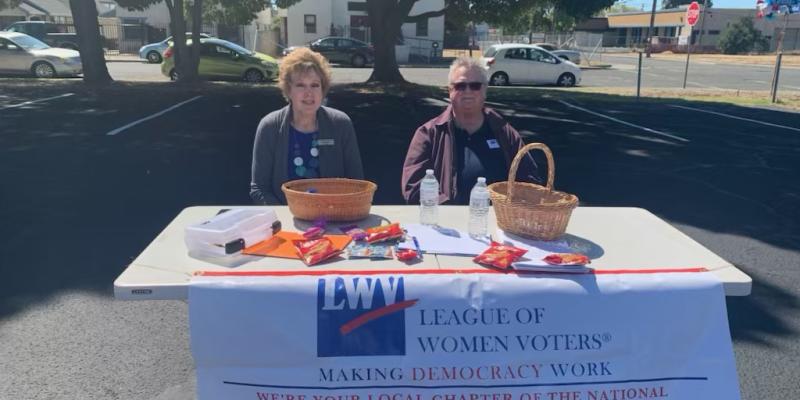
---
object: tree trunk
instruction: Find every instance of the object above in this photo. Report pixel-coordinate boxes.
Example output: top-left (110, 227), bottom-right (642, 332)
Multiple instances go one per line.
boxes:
top-left (187, 0), bottom-right (203, 81)
top-left (68, 0), bottom-right (112, 85)
top-left (366, 0), bottom-right (405, 83)
top-left (166, 0), bottom-right (197, 83)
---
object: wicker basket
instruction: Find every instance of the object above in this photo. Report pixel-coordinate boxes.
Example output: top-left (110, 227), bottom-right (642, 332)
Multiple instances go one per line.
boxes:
top-left (281, 178), bottom-right (377, 221)
top-left (488, 143), bottom-right (578, 240)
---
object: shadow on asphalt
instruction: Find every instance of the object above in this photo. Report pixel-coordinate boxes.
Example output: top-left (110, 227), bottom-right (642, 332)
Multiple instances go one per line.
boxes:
top-left (0, 82), bottom-right (797, 347)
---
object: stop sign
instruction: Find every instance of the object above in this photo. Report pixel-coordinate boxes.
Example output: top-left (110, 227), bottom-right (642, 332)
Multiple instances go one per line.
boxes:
top-left (686, 2), bottom-right (701, 26)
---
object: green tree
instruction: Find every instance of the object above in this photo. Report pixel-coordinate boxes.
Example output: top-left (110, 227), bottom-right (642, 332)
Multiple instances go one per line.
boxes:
top-left (662, 0), bottom-right (712, 8)
top-left (203, 0), bottom-right (274, 26)
top-left (498, 1), bottom-right (591, 40)
top-left (605, 1), bottom-right (641, 14)
top-left (281, 0), bottom-right (615, 83)
top-left (717, 16), bottom-right (768, 54)
top-left (68, 0), bottom-right (112, 85)
top-left (0, 0), bottom-right (21, 9)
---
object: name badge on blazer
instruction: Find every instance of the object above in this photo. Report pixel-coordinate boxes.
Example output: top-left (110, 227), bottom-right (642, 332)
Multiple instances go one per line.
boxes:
top-left (317, 139), bottom-right (335, 146)
top-left (486, 139), bottom-right (500, 149)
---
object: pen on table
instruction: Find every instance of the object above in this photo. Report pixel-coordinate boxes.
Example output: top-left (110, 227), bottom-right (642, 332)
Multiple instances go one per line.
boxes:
top-left (412, 236), bottom-right (423, 260)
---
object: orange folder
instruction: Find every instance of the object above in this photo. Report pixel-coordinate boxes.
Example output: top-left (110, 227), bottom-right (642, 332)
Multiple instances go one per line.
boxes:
top-left (243, 231), bottom-right (352, 259)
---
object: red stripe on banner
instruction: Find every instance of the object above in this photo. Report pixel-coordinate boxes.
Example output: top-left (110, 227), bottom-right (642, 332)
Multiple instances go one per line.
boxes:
top-left (339, 299), bottom-right (418, 335)
top-left (195, 267), bottom-right (708, 277)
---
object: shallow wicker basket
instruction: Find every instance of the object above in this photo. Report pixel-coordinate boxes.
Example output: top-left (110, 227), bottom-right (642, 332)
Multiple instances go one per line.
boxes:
top-left (488, 143), bottom-right (578, 240)
top-left (281, 178), bottom-right (377, 221)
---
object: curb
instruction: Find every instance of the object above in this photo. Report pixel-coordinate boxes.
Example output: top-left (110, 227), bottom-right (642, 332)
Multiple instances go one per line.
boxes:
top-left (106, 58), bottom-right (146, 63)
top-left (398, 64), bottom-right (450, 69)
top-left (581, 65), bottom-right (612, 70)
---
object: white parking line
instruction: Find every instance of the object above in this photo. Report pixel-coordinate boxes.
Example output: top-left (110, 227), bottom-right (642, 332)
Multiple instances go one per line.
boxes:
top-left (0, 93), bottom-right (75, 111)
top-left (669, 104), bottom-right (800, 133)
top-left (558, 100), bottom-right (689, 142)
top-left (106, 96), bottom-right (203, 136)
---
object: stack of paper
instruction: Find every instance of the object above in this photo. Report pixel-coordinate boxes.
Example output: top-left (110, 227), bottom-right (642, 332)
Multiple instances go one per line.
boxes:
top-left (398, 224), bottom-right (491, 256)
top-left (496, 230), bottom-right (592, 273)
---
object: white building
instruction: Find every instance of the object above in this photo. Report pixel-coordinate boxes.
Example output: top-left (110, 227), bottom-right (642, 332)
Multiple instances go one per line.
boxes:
top-left (97, 0), bottom-right (171, 28)
top-left (281, 0), bottom-right (445, 62)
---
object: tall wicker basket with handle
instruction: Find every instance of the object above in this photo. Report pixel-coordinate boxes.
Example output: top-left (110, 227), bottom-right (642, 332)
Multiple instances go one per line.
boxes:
top-left (488, 143), bottom-right (578, 240)
top-left (282, 178), bottom-right (377, 221)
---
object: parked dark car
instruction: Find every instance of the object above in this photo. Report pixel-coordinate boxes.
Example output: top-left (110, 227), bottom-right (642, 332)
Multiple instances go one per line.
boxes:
top-left (283, 36), bottom-right (373, 67)
top-left (4, 21), bottom-right (80, 50)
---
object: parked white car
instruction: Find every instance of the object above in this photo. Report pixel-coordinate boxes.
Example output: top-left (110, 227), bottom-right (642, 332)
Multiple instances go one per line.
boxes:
top-left (0, 31), bottom-right (81, 78)
top-left (532, 43), bottom-right (581, 64)
top-left (481, 44), bottom-right (581, 87)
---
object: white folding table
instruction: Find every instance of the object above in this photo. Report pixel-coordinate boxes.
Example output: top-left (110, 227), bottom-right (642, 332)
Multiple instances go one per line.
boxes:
top-left (114, 206), bottom-right (752, 300)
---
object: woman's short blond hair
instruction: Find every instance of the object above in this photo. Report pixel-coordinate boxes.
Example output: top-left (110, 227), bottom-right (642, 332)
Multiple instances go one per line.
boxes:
top-left (278, 47), bottom-right (332, 101)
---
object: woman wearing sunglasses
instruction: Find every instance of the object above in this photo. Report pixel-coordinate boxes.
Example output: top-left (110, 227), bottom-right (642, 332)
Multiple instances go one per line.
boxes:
top-left (401, 57), bottom-right (541, 205)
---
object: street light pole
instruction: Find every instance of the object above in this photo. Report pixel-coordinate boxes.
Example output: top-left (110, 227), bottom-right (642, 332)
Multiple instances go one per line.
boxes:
top-left (646, 0), bottom-right (657, 58)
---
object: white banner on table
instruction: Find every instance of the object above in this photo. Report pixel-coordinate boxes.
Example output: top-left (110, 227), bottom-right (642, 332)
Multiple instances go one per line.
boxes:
top-left (189, 269), bottom-right (740, 400)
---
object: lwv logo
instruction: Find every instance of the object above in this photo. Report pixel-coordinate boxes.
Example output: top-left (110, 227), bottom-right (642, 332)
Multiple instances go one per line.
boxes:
top-left (317, 276), bottom-right (416, 357)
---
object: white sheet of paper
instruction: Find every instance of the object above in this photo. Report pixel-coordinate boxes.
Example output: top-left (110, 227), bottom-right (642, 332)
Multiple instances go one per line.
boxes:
top-left (398, 224), bottom-right (491, 256)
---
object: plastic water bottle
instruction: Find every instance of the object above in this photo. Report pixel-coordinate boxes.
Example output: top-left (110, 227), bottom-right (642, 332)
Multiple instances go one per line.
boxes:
top-left (419, 169), bottom-right (439, 226)
top-left (468, 177), bottom-right (490, 238)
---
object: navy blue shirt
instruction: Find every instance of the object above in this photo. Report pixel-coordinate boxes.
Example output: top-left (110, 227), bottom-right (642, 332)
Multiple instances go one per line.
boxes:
top-left (287, 126), bottom-right (320, 179)
top-left (454, 121), bottom-right (508, 204)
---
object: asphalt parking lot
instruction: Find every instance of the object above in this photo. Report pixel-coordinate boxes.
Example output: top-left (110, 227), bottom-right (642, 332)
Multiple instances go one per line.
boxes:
top-left (0, 80), bottom-right (798, 399)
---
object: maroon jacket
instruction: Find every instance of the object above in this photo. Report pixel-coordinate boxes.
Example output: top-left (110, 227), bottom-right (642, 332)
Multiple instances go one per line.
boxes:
top-left (401, 105), bottom-right (541, 204)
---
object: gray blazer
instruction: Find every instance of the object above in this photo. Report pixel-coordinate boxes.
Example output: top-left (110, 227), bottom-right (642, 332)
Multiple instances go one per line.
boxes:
top-left (250, 105), bottom-right (364, 204)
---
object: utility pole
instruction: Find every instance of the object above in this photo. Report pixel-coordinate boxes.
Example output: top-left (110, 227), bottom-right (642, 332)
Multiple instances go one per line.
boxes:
top-left (646, 0), bottom-right (657, 58)
top-left (696, 0), bottom-right (710, 49)
top-left (771, 13), bottom-right (790, 101)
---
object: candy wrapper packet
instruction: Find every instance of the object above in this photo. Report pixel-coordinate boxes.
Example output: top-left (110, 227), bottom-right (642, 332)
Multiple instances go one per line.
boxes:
top-left (302, 218), bottom-right (327, 240)
top-left (340, 224), bottom-right (368, 241)
top-left (294, 238), bottom-right (341, 266)
top-left (395, 248), bottom-right (419, 262)
top-left (347, 242), bottom-right (394, 259)
top-left (543, 253), bottom-right (590, 266)
top-left (474, 242), bottom-right (528, 270)
top-left (365, 223), bottom-right (404, 244)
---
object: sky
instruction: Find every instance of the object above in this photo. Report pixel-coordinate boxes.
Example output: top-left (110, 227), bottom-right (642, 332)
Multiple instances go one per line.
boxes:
top-left (625, 0), bottom-right (757, 9)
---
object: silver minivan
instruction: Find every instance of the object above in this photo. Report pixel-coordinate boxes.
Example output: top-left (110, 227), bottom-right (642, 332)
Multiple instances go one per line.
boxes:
top-left (0, 31), bottom-right (82, 78)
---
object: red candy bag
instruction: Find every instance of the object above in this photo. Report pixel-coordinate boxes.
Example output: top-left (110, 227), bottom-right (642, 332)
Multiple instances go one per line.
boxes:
top-left (543, 253), bottom-right (590, 266)
top-left (396, 248), bottom-right (419, 262)
top-left (365, 223), bottom-right (404, 244)
top-left (474, 242), bottom-right (528, 269)
top-left (294, 238), bottom-right (341, 266)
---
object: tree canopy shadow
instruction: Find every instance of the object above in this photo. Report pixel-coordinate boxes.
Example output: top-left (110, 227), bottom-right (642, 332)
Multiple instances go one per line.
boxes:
top-left (0, 82), bottom-right (796, 347)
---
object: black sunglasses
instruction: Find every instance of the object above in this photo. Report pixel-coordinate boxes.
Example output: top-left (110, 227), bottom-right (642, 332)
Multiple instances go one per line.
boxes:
top-left (451, 81), bottom-right (484, 91)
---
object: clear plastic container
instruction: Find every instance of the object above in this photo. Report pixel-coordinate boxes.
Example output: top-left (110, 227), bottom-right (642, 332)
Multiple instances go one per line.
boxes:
top-left (184, 208), bottom-right (280, 256)
top-left (420, 169), bottom-right (439, 226)
top-left (468, 177), bottom-right (490, 238)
